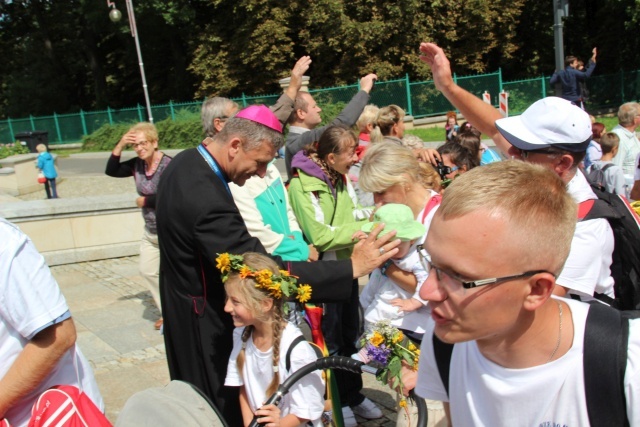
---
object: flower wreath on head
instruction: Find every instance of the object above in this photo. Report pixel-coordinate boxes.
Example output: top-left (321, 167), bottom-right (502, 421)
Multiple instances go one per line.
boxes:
top-left (216, 253), bottom-right (312, 303)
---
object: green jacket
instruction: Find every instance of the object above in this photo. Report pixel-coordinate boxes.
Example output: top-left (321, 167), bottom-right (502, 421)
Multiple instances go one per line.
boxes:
top-left (288, 169), bottom-right (372, 260)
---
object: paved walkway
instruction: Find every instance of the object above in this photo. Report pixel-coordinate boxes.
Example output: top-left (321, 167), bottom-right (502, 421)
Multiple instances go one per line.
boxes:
top-left (52, 254), bottom-right (402, 426)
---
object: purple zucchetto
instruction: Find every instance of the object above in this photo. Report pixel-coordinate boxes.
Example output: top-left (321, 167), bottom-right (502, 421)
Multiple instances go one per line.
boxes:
top-left (234, 105), bottom-right (283, 133)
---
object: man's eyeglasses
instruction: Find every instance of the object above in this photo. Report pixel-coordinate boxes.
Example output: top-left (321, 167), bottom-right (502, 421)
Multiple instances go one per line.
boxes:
top-left (417, 244), bottom-right (554, 289)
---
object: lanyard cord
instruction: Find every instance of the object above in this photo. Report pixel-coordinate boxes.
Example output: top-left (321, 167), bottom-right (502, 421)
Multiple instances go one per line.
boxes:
top-left (197, 143), bottom-right (231, 196)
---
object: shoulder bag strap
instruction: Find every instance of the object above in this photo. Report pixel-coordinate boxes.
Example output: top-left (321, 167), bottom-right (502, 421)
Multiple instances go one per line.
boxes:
top-left (432, 334), bottom-right (454, 397)
top-left (583, 302), bottom-right (630, 427)
top-left (285, 335), bottom-right (307, 372)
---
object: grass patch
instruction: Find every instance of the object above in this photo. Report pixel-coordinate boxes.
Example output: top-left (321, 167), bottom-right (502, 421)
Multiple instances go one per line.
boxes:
top-left (405, 127), bottom-right (447, 143)
top-left (594, 116), bottom-right (618, 131)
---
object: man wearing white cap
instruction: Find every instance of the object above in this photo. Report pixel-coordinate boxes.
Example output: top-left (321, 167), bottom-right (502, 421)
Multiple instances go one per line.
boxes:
top-left (418, 42), bottom-right (614, 302)
top-left (156, 105), bottom-right (399, 426)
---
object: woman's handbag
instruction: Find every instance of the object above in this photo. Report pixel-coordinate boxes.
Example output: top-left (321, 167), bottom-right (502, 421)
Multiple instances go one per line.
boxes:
top-left (37, 172), bottom-right (46, 184)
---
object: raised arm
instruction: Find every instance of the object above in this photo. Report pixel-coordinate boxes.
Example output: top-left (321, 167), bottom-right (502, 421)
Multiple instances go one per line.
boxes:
top-left (105, 130), bottom-right (138, 177)
top-left (284, 56), bottom-right (312, 102)
top-left (418, 42), bottom-right (513, 156)
top-left (271, 56), bottom-right (313, 125)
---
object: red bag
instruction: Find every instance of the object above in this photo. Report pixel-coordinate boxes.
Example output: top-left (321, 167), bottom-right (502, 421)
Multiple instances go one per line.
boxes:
top-left (28, 385), bottom-right (111, 427)
top-left (37, 173), bottom-right (46, 184)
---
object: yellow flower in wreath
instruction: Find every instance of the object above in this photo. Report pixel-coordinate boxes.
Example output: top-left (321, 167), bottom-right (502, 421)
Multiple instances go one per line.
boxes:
top-left (216, 253), bottom-right (230, 273)
top-left (239, 266), bottom-right (252, 279)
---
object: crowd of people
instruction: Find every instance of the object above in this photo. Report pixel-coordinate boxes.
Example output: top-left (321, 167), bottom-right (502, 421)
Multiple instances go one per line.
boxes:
top-left (2, 40), bottom-right (640, 427)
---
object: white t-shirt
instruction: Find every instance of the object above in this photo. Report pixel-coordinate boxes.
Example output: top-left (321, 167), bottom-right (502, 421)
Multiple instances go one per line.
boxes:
top-left (0, 218), bottom-right (103, 427)
top-left (416, 298), bottom-right (640, 426)
top-left (559, 170), bottom-right (615, 299)
top-left (225, 323), bottom-right (325, 426)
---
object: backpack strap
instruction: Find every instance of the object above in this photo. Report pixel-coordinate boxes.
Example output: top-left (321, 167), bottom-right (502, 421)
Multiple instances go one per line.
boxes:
top-left (602, 163), bottom-right (615, 173)
top-left (583, 302), bottom-right (630, 427)
top-left (432, 334), bottom-right (454, 396)
top-left (285, 335), bottom-right (307, 372)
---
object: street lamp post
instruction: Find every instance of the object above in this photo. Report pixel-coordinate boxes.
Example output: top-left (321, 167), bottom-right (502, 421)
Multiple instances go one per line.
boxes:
top-left (553, 0), bottom-right (569, 97)
top-left (107, 0), bottom-right (154, 123)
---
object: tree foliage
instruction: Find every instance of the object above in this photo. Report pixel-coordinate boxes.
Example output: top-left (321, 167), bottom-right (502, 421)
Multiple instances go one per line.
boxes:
top-left (1, 0), bottom-right (639, 119)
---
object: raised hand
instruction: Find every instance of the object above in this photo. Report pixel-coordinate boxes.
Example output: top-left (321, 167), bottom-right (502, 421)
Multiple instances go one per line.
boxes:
top-left (289, 56), bottom-right (312, 91)
top-left (360, 74), bottom-right (378, 93)
top-left (419, 42), bottom-right (454, 93)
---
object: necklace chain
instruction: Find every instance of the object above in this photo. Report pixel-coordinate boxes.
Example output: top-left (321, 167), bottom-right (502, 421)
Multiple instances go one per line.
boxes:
top-left (547, 301), bottom-right (563, 363)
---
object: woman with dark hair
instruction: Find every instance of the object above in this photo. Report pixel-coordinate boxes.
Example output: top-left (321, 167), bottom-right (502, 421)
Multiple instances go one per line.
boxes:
top-left (585, 122), bottom-right (605, 169)
top-left (437, 142), bottom-right (477, 188)
top-left (287, 125), bottom-right (381, 425)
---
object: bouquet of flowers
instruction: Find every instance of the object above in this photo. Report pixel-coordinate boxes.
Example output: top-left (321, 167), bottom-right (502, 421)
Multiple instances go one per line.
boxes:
top-left (358, 320), bottom-right (420, 408)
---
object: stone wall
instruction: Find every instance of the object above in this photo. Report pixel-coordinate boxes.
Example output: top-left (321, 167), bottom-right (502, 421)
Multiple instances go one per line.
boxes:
top-left (0, 153), bottom-right (44, 196)
top-left (0, 194), bottom-right (144, 266)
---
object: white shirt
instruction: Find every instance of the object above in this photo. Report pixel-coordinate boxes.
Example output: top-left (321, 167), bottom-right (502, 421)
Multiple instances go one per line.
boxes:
top-left (559, 170), bottom-right (615, 299)
top-left (0, 218), bottom-right (103, 427)
top-left (225, 323), bottom-right (325, 426)
top-left (416, 298), bottom-right (640, 426)
top-left (611, 124), bottom-right (640, 177)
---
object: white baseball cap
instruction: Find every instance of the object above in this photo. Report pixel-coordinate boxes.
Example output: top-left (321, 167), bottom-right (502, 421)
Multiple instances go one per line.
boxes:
top-left (495, 97), bottom-right (592, 153)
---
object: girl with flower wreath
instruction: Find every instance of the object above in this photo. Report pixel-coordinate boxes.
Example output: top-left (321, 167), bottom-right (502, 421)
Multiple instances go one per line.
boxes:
top-left (220, 252), bottom-right (325, 427)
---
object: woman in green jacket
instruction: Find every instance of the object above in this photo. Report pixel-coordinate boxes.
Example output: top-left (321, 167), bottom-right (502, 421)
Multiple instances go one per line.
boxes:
top-left (288, 125), bottom-right (382, 425)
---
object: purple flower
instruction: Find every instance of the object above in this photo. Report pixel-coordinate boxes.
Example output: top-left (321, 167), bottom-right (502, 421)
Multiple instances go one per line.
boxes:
top-left (366, 343), bottom-right (391, 365)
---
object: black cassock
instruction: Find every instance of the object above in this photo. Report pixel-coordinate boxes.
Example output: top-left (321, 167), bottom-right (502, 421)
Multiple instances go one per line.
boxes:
top-left (156, 148), bottom-right (352, 426)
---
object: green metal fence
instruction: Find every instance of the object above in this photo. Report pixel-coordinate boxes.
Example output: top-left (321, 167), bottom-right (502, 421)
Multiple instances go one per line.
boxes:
top-left (3, 69), bottom-right (639, 145)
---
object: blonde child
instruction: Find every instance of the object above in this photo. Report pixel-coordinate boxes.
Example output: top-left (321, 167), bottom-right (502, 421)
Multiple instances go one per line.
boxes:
top-left (220, 252), bottom-right (325, 427)
top-left (356, 204), bottom-right (429, 343)
top-left (35, 143), bottom-right (58, 198)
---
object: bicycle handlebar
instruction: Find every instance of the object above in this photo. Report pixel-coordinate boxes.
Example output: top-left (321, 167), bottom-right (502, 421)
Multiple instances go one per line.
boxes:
top-left (248, 356), bottom-right (427, 427)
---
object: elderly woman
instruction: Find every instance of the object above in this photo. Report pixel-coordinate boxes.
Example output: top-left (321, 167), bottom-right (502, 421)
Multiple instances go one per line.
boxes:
top-left (105, 122), bottom-right (171, 330)
top-left (288, 124), bottom-right (381, 425)
top-left (359, 142), bottom-right (447, 427)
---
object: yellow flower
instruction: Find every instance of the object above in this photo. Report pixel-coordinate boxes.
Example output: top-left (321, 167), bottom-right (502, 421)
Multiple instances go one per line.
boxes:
top-left (279, 269), bottom-right (290, 277)
top-left (399, 398), bottom-right (407, 408)
top-left (370, 331), bottom-right (384, 347)
top-left (297, 284), bottom-right (312, 303)
top-left (256, 269), bottom-right (272, 284)
top-left (239, 266), bottom-right (252, 279)
top-left (216, 253), bottom-right (230, 273)
top-left (394, 331), bottom-right (404, 344)
top-left (268, 283), bottom-right (283, 299)
top-left (408, 342), bottom-right (417, 352)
